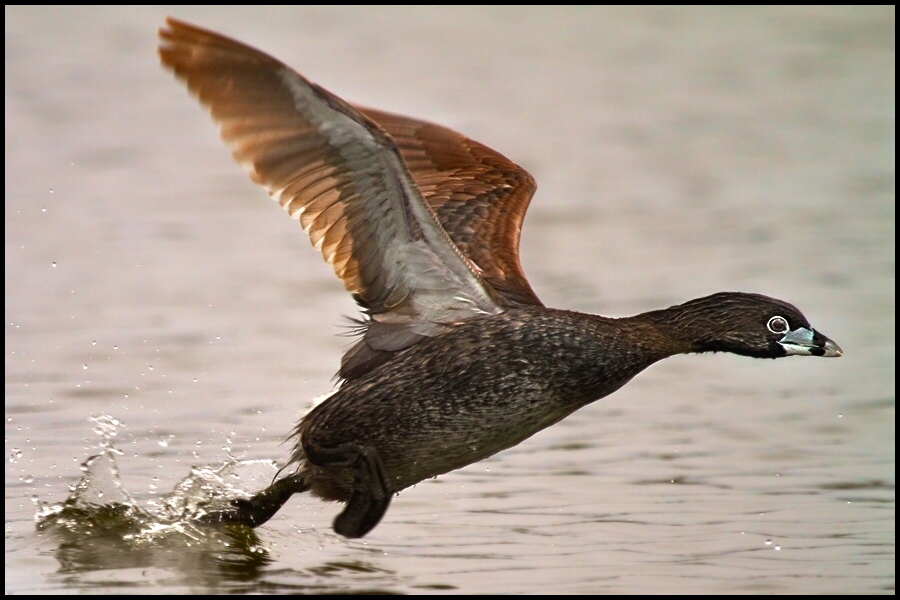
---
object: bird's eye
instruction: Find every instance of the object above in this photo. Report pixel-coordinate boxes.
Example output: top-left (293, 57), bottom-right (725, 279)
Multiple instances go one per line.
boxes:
top-left (767, 316), bottom-right (789, 334)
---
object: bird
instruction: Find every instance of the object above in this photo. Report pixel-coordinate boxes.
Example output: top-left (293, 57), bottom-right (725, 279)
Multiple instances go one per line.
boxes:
top-left (157, 17), bottom-right (843, 539)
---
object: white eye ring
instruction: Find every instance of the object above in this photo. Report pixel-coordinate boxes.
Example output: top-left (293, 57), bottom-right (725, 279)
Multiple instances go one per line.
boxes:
top-left (767, 316), bottom-right (789, 334)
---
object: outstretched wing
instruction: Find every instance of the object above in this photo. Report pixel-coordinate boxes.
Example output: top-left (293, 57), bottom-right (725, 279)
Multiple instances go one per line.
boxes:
top-left (358, 108), bottom-right (542, 308)
top-left (159, 18), bottom-right (506, 379)
top-left (159, 18), bottom-right (540, 379)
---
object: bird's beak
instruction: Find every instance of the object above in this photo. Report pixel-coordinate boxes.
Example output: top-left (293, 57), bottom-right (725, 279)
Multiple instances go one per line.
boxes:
top-left (779, 327), bottom-right (843, 357)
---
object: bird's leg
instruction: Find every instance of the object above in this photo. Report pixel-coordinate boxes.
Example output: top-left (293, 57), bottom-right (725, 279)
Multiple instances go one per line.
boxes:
top-left (198, 473), bottom-right (309, 528)
top-left (305, 442), bottom-right (393, 538)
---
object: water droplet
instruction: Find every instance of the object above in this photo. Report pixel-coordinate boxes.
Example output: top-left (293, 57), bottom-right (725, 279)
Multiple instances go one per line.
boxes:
top-left (765, 539), bottom-right (772, 546)
top-left (9, 448), bottom-right (22, 462)
top-left (51, 262), bottom-right (57, 268)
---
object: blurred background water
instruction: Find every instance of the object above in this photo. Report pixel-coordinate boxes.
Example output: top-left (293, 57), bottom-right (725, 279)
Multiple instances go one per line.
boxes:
top-left (5, 5), bottom-right (894, 594)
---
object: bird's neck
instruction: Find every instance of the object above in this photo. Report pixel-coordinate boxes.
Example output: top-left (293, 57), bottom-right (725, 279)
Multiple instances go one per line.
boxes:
top-left (635, 294), bottom-right (746, 356)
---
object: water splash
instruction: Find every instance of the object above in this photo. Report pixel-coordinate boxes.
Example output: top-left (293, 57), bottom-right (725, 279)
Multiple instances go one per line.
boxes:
top-left (35, 414), bottom-right (283, 547)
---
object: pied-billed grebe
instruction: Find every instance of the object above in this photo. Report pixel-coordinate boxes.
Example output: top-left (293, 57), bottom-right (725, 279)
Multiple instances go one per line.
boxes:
top-left (158, 18), bottom-right (842, 538)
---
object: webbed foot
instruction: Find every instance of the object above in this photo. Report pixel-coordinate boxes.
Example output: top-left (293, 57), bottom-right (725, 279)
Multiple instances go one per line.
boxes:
top-left (198, 473), bottom-right (309, 528)
top-left (306, 442), bottom-right (392, 538)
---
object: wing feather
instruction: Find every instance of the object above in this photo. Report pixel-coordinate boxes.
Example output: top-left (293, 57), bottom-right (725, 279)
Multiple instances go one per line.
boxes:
top-left (159, 18), bottom-right (526, 379)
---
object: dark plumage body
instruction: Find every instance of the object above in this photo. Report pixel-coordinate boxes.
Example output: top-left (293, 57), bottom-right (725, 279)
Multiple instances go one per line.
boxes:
top-left (294, 294), bottom-right (834, 505)
top-left (158, 18), bottom-right (842, 538)
top-left (297, 308), bottom-right (658, 502)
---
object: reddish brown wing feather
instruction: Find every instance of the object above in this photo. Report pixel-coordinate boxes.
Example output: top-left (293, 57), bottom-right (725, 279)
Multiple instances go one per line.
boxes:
top-left (158, 17), bottom-right (521, 379)
top-left (158, 20), bottom-right (378, 302)
top-left (158, 17), bottom-right (499, 322)
top-left (358, 108), bottom-right (542, 308)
